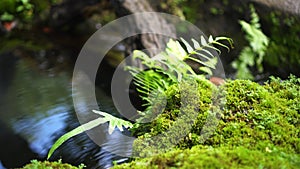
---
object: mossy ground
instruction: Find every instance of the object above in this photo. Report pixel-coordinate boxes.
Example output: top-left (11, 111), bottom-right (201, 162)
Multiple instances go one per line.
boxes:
top-left (113, 145), bottom-right (300, 169)
top-left (113, 75), bottom-right (300, 168)
top-left (21, 160), bottom-right (84, 169)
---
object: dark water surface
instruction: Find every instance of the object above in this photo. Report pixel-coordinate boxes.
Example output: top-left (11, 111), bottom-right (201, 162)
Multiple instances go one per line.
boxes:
top-left (0, 41), bottom-right (131, 168)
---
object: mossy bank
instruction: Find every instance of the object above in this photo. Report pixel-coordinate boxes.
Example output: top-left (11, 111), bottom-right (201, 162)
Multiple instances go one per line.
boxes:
top-left (113, 75), bottom-right (300, 168)
top-left (21, 160), bottom-right (84, 169)
top-left (20, 76), bottom-right (299, 168)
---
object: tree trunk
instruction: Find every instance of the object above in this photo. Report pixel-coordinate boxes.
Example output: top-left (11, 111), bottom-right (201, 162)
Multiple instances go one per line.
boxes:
top-left (111, 0), bottom-right (176, 67)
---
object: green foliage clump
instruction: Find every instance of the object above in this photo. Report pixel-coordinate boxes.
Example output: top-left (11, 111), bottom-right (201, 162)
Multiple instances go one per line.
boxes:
top-left (0, 0), bottom-right (62, 27)
top-left (126, 36), bottom-right (232, 157)
top-left (22, 160), bottom-right (85, 169)
top-left (232, 4), bottom-right (269, 80)
top-left (116, 75), bottom-right (300, 168)
top-left (127, 36), bottom-right (232, 121)
top-left (0, 0), bottom-right (34, 21)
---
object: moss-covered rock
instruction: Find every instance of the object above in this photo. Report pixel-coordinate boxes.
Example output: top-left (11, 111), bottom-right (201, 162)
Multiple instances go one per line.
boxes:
top-left (21, 160), bottom-right (85, 169)
top-left (130, 79), bottom-right (216, 157)
top-left (198, 77), bottom-right (299, 153)
top-left (114, 75), bottom-right (300, 168)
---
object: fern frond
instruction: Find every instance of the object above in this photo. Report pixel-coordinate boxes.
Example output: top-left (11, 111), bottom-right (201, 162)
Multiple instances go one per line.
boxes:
top-left (93, 110), bottom-right (133, 134)
top-left (233, 4), bottom-right (269, 79)
top-left (127, 36), bottom-right (233, 119)
top-left (47, 110), bottom-right (133, 159)
top-left (194, 49), bottom-right (214, 59)
top-left (47, 117), bottom-right (108, 159)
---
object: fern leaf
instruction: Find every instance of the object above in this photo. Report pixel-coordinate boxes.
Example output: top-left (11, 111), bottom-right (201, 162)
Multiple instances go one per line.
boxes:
top-left (180, 38), bottom-right (194, 53)
top-left (194, 50), bottom-right (214, 60)
top-left (176, 41), bottom-right (188, 59)
top-left (205, 45), bottom-right (221, 54)
top-left (47, 117), bottom-right (108, 159)
top-left (187, 56), bottom-right (215, 69)
top-left (205, 57), bottom-right (218, 69)
top-left (208, 35), bottom-right (214, 43)
top-left (191, 38), bottom-right (201, 49)
top-left (200, 36), bottom-right (207, 46)
top-left (215, 37), bottom-right (234, 49)
top-left (166, 39), bottom-right (186, 60)
top-left (213, 41), bottom-right (231, 52)
top-left (93, 110), bottom-right (133, 134)
top-left (199, 66), bottom-right (213, 75)
top-left (132, 50), bottom-right (150, 60)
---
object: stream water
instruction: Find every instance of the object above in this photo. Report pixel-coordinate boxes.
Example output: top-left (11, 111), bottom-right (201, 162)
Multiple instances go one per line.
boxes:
top-left (0, 37), bottom-right (131, 168)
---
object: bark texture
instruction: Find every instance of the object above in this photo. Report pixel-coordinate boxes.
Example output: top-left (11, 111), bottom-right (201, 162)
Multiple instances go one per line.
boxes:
top-left (111, 0), bottom-right (176, 64)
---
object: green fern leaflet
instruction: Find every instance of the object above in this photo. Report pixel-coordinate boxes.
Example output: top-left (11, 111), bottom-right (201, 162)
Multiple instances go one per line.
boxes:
top-left (47, 110), bottom-right (133, 159)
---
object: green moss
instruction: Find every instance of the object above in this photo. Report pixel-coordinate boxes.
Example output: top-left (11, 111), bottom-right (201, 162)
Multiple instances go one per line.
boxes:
top-left (113, 145), bottom-right (300, 169)
top-left (264, 75), bottom-right (300, 126)
top-left (115, 76), bottom-right (300, 168)
top-left (184, 77), bottom-right (299, 153)
top-left (21, 160), bottom-right (85, 169)
top-left (131, 79), bottom-right (216, 156)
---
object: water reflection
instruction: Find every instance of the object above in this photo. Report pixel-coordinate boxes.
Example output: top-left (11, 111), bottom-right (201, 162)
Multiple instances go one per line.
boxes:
top-left (0, 52), bottom-right (73, 168)
top-left (12, 110), bottom-right (69, 157)
top-left (0, 49), bottom-right (132, 168)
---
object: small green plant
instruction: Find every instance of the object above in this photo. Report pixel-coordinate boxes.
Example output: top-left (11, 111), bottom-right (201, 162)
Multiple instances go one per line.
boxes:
top-left (0, 0), bottom-right (34, 21)
top-left (126, 36), bottom-right (233, 121)
top-left (47, 36), bottom-right (233, 159)
top-left (47, 110), bottom-right (133, 159)
top-left (232, 4), bottom-right (269, 80)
